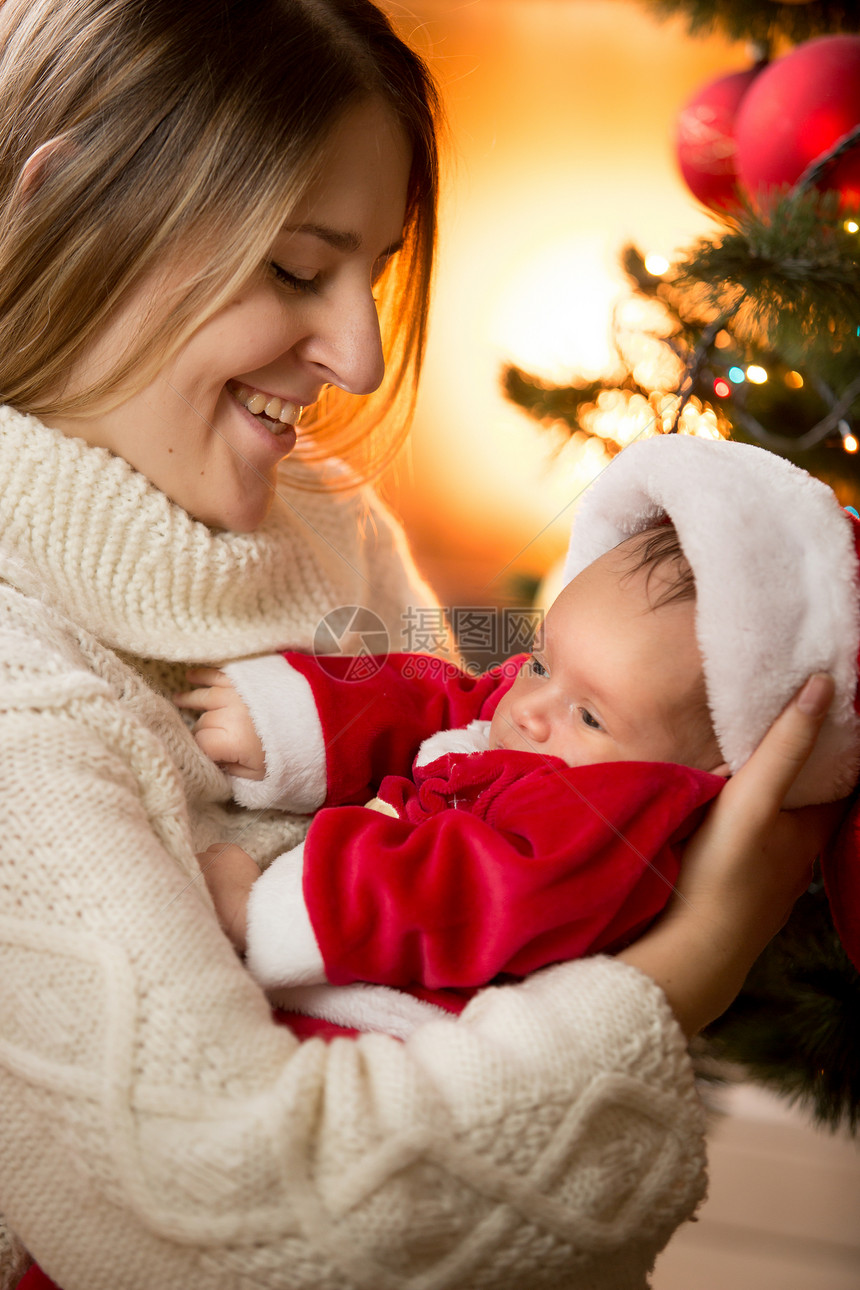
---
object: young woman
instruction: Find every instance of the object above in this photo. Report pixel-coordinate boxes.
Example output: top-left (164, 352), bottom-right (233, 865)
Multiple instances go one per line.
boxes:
top-left (0, 2), bottom-right (835, 1286)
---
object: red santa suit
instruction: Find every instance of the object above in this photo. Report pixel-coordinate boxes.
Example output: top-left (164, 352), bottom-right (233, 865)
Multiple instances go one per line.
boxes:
top-left (225, 650), bottom-right (725, 1003)
top-left (222, 436), bottom-right (860, 1035)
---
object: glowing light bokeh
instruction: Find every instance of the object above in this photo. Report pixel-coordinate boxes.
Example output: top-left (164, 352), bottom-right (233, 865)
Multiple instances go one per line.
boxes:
top-left (389, 1), bottom-right (748, 586)
top-left (491, 236), bottom-right (618, 381)
top-left (644, 252), bottom-right (670, 275)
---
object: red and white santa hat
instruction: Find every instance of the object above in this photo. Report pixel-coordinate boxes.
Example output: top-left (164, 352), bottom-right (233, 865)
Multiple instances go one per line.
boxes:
top-left (563, 434), bottom-right (860, 810)
top-left (564, 434), bottom-right (860, 971)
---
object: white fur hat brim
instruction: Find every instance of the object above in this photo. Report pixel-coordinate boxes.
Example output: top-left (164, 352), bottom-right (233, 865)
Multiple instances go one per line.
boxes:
top-left (563, 435), bottom-right (860, 807)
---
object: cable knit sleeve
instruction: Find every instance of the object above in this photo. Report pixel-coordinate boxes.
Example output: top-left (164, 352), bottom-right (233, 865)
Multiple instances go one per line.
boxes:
top-left (0, 447), bottom-right (706, 1290)
top-left (0, 675), bottom-right (707, 1289)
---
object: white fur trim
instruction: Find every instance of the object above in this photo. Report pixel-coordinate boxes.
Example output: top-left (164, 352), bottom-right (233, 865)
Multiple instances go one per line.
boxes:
top-left (564, 436), bottom-right (860, 806)
top-left (268, 983), bottom-right (454, 1039)
top-left (222, 655), bottom-right (326, 813)
top-left (415, 719), bottom-right (492, 767)
top-left (244, 840), bottom-right (327, 987)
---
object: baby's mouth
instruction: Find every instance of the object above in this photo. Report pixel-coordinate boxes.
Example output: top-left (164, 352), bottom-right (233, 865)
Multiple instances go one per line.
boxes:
top-left (228, 381), bottom-right (303, 435)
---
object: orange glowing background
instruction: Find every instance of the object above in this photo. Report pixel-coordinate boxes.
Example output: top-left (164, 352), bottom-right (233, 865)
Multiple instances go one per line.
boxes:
top-left (382, 0), bottom-right (745, 602)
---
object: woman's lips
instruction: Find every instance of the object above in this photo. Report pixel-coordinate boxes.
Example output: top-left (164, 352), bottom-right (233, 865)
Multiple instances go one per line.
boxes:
top-left (227, 380), bottom-right (303, 434)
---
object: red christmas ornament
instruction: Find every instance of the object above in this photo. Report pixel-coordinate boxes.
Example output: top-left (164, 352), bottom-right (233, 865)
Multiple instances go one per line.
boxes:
top-left (675, 66), bottom-right (763, 210)
top-left (734, 35), bottom-right (860, 209)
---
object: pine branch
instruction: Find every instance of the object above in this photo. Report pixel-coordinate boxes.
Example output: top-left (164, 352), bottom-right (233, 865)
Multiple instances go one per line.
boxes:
top-left (620, 245), bottom-right (665, 298)
top-left (501, 140), bottom-right (860, 480)
top-left (796, 121), bottom-right (860, 190)
top-left (640, 0), bottom-right (860, 44)
top-left (733, 369), bottom-right (860, 451)
top-left (673, 191), bottom-right (860, 355)
top-left (501, 365), bottom-right (643, 427)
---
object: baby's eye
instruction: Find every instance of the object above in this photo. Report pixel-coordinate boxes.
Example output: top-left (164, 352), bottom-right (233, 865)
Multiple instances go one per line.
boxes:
top-left (269, 262), bottom-right (320, 294)
top-left (579, 708), bottom-right (602, 731)
top-left (527, 655), bottom-right (547, 677)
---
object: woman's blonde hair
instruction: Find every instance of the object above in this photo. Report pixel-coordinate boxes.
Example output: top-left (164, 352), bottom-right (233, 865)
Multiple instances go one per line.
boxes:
top-left (0, 0), bottom-right (441, 482)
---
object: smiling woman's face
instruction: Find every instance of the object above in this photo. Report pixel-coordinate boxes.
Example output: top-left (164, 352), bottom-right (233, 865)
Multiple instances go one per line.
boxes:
top-left (47, 98), bottom-right (412, 532)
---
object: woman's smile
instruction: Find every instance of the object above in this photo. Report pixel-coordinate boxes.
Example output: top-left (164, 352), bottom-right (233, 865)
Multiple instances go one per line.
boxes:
top-left (222, 383), bottom-right (301, 467)
top-left (226, 380), bottom-right (304, 436)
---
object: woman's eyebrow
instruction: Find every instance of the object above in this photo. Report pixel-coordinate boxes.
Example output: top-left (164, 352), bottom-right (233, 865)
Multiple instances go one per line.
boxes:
top-left (285, 222), bottom-right (404, 258)
top-left (287, 222), bottom-right (360, 252)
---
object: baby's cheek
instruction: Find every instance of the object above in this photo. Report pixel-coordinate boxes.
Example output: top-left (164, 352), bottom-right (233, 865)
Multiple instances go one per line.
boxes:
top-left (488, 703), bottom-right (509, 750)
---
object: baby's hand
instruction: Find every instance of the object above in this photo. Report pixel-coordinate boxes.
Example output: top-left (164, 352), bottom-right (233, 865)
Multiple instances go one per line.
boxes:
top-left (175, 668), bottom-right (265, 779)
top-left (197, 843), bottom-right (259, 955)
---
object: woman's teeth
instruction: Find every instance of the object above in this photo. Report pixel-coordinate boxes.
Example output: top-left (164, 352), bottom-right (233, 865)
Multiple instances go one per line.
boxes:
top-left (230, 382), bottom-right (303, 434)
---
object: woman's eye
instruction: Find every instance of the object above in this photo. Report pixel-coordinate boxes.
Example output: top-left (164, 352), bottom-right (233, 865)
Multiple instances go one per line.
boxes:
top-left (269, 262), bottom-right (320, 294)
top-left (528, 656), bottom-right (547, 677)
top-left (579, 708), bottom-right (602, 731)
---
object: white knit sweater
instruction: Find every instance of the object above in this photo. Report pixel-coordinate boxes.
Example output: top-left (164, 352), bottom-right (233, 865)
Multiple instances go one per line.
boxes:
top-left (0, 406), bottom-right (706, 1290)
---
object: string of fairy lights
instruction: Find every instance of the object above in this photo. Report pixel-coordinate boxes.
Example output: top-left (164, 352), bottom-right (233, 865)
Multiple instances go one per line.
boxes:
top-left (640, 222), bottom-right (860, 458)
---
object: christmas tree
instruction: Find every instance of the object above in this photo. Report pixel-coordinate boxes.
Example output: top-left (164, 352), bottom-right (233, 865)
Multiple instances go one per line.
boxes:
top-left (504, 192), bottom-right (860, 506)
top-left (503, 0), bottom-right (860, 1131)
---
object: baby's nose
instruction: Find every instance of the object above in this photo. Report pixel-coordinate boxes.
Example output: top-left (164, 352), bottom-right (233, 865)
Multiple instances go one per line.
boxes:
top-left (511, 697), bottom-right (551, 743)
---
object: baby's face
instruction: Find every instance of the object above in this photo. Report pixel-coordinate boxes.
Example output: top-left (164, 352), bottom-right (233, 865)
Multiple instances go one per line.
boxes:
top-left (490, 542), bottom-right (725, 773)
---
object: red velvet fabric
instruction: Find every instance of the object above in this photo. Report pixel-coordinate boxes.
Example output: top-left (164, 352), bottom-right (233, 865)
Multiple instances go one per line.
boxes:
top-left (16, 1267), bottom-right (58, 1290)
top-left (820, 513), bottom-right (860, 973)
top-left (823, 784), bottom-right (860, 973)
top-left (284, 651), bottom-right (520, 805)
top-left (284, 650), bottom-right (724, 992)
top-left (304, 752), bottom-right (722, 989)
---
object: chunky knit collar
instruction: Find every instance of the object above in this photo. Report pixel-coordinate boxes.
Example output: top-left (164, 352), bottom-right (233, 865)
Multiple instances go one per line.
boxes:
top-left (0, 404), bottom-right (369, 662)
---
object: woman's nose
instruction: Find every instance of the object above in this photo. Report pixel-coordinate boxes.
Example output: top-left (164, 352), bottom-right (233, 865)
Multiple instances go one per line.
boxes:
top-left (303, 287), bottom-right (385, 397)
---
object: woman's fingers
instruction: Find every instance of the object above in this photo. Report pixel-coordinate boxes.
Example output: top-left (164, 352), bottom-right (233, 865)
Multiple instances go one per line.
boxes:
top-left (712, 673), bottom-right (835, 831)
top-left (673, 673), bottom-right (841, 925)
top-left (696, 675), bottom-right (835, 866)
top-left (620, 673), bottom-right (846, 1036)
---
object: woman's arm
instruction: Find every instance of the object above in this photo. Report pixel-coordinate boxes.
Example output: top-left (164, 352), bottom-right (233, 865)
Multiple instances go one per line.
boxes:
top-left (620, 674), bottom-right (842, 1036)
top-left (0, 696), bottom-right (707, 1289)
top-left (1, 584), bottom-right (831, 1290)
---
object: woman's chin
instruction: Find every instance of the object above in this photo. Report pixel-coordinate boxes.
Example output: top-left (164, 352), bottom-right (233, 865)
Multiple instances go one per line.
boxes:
top-left (189, 485), bottom-right (275, 534)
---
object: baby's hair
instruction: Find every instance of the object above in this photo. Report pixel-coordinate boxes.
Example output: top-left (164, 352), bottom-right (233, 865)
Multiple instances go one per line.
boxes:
top-left (620, 522), bottom-right (696, 610)
top-left (0, 0), bottom-right (442, 484)
top-left (620, 522), bottom-right (723, 770)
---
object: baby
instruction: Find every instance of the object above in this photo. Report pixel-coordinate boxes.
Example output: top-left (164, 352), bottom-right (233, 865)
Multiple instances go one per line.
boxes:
top-left (179, 436), bottom-right (860, 1014)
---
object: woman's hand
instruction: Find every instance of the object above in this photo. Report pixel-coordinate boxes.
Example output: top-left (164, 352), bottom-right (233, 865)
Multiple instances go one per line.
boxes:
top-left (197, 843), bottom-right (260, 955)
top-left (619, 674), bottom-right (847, 1037)
top-left (176, 668), bottom-right (266, 779)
